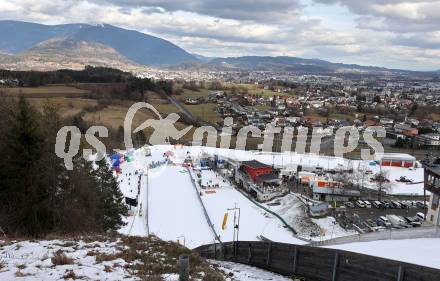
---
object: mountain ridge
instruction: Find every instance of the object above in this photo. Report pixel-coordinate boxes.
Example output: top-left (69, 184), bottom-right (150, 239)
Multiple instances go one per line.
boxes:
top-left (0, 20), bottom-right (438, 76)
top-left (0, 20), bottom-right (197, 66)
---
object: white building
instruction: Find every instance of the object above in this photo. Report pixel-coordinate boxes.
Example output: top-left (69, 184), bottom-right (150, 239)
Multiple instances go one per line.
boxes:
top-left (374, 153), bottom-right (417, 168)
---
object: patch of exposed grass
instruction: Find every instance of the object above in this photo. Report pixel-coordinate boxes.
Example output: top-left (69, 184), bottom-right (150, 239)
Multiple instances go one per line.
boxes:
top-left (89, 235), bottom-right (225, 281)
top-left (16, 264), bottom-right (26, 270)
top-left (15, 270), bottom-right (32, 277)
top-left (51, 250), bottom-right (74, 266)
top-left (63, 270), bottom-right (77, 279)
top-left (3, 85), bottom-right (89, 98)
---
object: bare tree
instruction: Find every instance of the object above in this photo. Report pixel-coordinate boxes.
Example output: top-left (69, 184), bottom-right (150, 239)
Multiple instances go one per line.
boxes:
top-left (373, 170), bottom-right (391, 201)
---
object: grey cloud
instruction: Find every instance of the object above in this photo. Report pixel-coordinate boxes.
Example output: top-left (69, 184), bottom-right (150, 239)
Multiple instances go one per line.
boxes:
top-left (98, 0), bottom-right (302, 22)
top-left (315, 0), bottom-right (440, 33)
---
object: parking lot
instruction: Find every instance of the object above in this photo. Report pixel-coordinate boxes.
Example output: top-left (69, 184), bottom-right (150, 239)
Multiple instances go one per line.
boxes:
top-left (338, 205), bottom-right (423, 221)
top-left (331, 201), bottom-right (427, 231)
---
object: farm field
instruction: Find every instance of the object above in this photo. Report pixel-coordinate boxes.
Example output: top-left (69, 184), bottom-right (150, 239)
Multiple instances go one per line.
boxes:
top-left (2, 85), bottom-right (90, 98)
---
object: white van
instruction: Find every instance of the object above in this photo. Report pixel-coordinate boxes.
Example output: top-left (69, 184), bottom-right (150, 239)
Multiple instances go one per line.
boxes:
top-left (386, 215), bottom-right (408, 228)
top-left (416, 212), bottom-right (425, 221)
top-left (364, 200), bottom-right (372, 208)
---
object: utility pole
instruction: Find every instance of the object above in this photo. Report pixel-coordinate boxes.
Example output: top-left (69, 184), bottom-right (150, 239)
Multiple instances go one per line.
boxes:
top-left (146, 166), bottom-right (150, 236)
top-left (227, 205), bottom-right (241, 258)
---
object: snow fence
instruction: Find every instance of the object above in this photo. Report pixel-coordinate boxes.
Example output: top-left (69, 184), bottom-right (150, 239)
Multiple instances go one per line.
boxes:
top-left (195, 241), bottom-right (440, 281)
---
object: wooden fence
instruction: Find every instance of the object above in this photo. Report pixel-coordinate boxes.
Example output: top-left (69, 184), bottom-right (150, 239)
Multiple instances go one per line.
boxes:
top-left (195, 241), bottom-right (439, 281)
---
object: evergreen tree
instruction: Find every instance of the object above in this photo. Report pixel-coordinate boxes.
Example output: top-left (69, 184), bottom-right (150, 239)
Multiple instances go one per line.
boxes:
top-left (56, 155), bottom-right (98, 233)
top-left (93, 157), bottom-right (127, 232)
top-left (134, 130), bottom-right (147, 148)
top-left (40, 102), bottom-right (66, 227)
top-left (1, 97), bottom-right (51, 236)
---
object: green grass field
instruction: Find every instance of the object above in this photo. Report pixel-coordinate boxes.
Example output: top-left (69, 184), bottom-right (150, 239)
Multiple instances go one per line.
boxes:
top-left (182, 103), bottom-right (221, 123)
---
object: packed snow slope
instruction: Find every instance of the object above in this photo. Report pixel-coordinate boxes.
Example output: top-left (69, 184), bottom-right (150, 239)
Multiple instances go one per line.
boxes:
top-left (148, 165), bottom-right (214, 248)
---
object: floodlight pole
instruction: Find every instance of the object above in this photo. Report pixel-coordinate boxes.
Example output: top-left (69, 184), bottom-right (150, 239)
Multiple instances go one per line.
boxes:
top-left (227, 205), bottom-right (241, 258)
top-left (177, 235), bottom-right (186, 247)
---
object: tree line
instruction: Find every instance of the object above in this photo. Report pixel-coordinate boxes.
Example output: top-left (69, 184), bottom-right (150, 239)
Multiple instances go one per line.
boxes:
top-left (0, 95), bottom-right (128, 237)
top-left (0, 66), bottom-right (174, 101)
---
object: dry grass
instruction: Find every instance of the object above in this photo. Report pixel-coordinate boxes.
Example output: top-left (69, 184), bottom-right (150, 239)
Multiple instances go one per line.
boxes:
top-left (142, 275), bottom-right (164, 281)
top-left (103, 265), bottom-right (113, 273)
top-left (15, 270), bottom-right (32, 277)
top-left (16, 264), bottom-right (26, 270)
top-left (2, 85), bottom-right (89, 98)
top-left (27, 97), bottom-right (98, 117)
top-left (431, 113), bottom-right (440, 121)
top-left (88, 235), bottom-right (224, 281)
top-left (183, 104), bottom-right (221, 124)
top-left (51, 250), bottom-right (74, 266)
top-left (63, 270), bottom-right (77, 279)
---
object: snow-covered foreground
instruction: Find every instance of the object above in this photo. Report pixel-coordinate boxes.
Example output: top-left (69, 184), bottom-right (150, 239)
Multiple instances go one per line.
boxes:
top-left (0, 236), bottom-right (238, 280)
top-left (326, 238), bottom-right (440, 269)
top-left (0, 239), bottom-right (133, 280)
top-left (209, 260), bottom-right (292, 281)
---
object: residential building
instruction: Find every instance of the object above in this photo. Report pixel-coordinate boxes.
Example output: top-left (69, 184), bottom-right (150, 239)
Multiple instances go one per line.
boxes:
top-left (415, 133), bottom-right (440, 148)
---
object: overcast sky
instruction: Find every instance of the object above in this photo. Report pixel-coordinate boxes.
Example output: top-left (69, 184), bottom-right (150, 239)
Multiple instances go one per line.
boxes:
top-left (1, 0), bottom-right (440, 70)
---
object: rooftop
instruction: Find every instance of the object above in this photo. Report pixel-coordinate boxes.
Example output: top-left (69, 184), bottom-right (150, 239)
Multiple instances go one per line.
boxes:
top-left (374, 153), bottom-right (417, 161)
top-left (241, 160), bottom-right (271, 169)
top-left (256, 173), bottom-right (279, 183)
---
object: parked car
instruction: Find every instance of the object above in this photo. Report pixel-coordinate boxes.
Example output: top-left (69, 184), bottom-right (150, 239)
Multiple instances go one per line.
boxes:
top-left (381, 201), bottom-right (392, 209)
top-left (416, 201), bottom-right (427, 209)
top-left (365, 219), bottom-right (378, 227)
top-left (377, 216), bottom-right (392, 227)
top-left (400, 201), bottom-right (410, 209)
top-left (344, 202), bottom-right (355, 208)
top-left (391, 201), bottom-right (402, 209)
top-left (373, 201), bottom-right (383, 208)
top-left (404, 216), bottom-right (422, 227)
top-left (364, 200), bottom-right (372, 208)
top-left (356, 200), bottom-right (366, 208)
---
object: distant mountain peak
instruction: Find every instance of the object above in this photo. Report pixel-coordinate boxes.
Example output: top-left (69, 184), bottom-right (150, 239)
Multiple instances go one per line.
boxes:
top-left (0, 20), bottom-right (198, 67)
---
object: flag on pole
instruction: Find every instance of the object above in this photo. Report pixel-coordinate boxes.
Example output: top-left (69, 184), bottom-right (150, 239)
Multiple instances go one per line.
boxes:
top-left (222, 213), bottom-right (228, 230)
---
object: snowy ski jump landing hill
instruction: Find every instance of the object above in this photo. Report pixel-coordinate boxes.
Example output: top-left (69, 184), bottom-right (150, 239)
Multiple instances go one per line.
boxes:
top-left (117, 145), bottom-right (424, 248)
